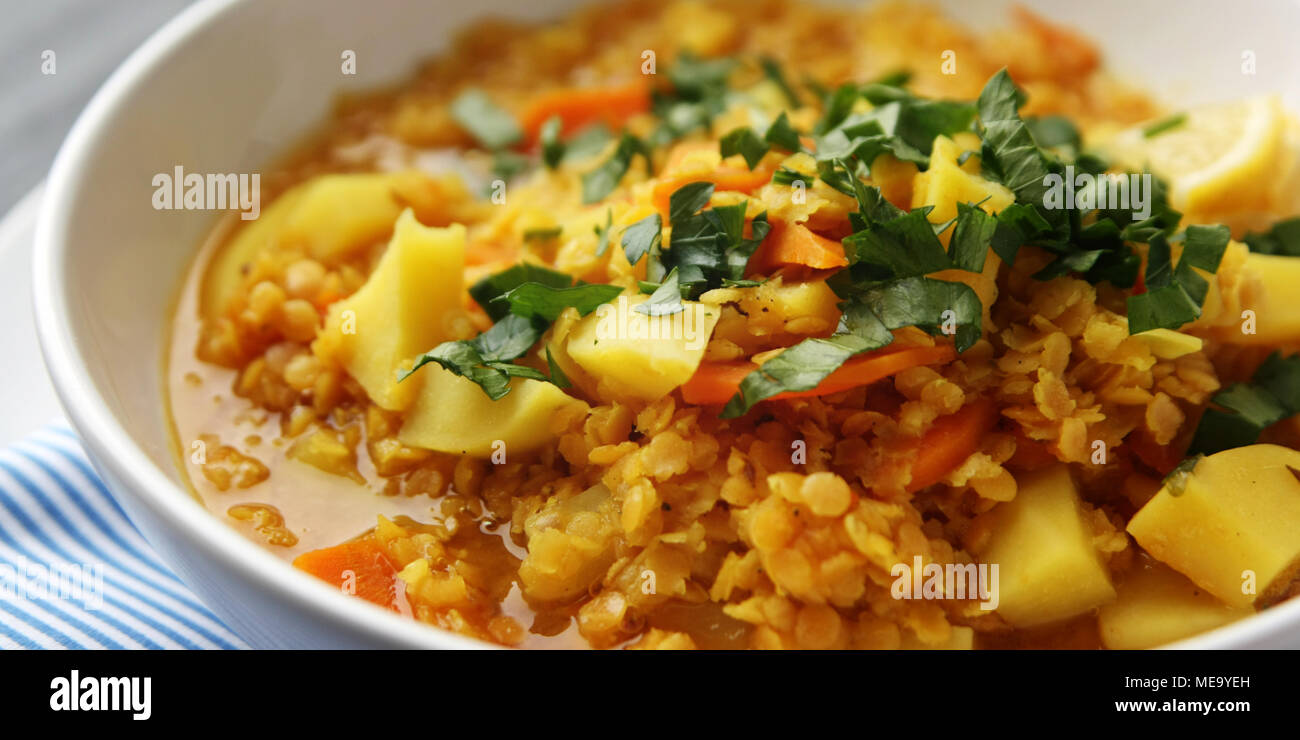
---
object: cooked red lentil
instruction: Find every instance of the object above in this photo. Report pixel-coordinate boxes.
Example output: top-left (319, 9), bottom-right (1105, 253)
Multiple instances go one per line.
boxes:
top-left (168, 0), bottom-right (1300, 649)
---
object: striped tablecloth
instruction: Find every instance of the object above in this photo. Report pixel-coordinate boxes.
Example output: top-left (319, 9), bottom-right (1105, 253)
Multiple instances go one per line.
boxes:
top-left (0, 425), bottom-right (246, 649)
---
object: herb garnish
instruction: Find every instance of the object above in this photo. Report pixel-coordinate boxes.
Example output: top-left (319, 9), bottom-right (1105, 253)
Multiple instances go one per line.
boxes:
top-left (405, 266), bottom-right (622, 398)
top-left (1188, 351), bottom-right (1300, 455)
top-left (450, 89), bottom-right (522, 150)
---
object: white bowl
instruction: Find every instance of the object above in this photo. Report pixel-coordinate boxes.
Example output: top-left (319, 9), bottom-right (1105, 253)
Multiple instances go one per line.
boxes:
top-left (32, 0), bottom-right (1300, 649)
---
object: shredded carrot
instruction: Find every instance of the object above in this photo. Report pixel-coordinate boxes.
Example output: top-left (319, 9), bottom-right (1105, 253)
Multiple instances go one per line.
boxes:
top-left (519, 78), bottom-right (650, 145)
top-left (651, 141), bottom-right (778, 214)
top-left (748, 219), bottom-right (849, 275)
top-left (680, 344), bottom-right (956, 406)
top-left (905, 398), bottom-right (1000, 492)
top-left (292, 538), bottom-right (406, 612)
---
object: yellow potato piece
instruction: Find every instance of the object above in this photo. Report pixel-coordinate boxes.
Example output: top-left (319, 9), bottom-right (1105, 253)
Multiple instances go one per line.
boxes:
top-left (981, 464), bottom-right (1116, 627)
top-left (1099, 559), bottom-right (1250, 650)
top-left (398, 367), bottom-right (588, 457)
top-left (279, 172), bottom-right (433, 264)
top-left (1127, 443), bottom-right (1300, 608)
top-left (912, 134), bottom-right (1015, 227)
top-left (1201, 251), bottom-right (1300, 345)
top-left (315, 210), bottom-right (466, 411)
top-left (565, 294), bottom-right (721, 401)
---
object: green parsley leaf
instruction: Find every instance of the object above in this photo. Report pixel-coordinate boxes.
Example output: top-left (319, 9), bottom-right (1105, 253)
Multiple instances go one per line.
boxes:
top-left (669, 181), bottom-right (716, 222)
top-left (720, 127), bottom-right (770, 170)
top-left (764, 111), bottom-right (803, 152)
top-left (540, 115), bottom-right (565, 169)
top-left (759, 56), bottom-right (802, 109)
top-left (594, 209), bottom-right (614, 257)
top-left (581, 132), bottom-right (646, 203)
top-left (1143, 113), bottom-right (1187, 138)
top-left (949, 202), bottom-right (997, 273)
top-left (469, 263), bottom-right (573, 321)
top-left (491, 281), bottom-right (623, 322)
top-left (621, 213), bottom-right (663, 267)
top-left (976, 69), bottom-right (1054, 208)
top-left (1243, 216), bottom-right (1300, 256)
top-left (400, 314), bottom-right (544, 400)
top-left (545, 345), bottom-right (571, 389)
top-left (450, 88), bottom-right (522, 150)
top-left (522, 226), bottom-right (562, 243)
top-left (634, 268), bottom-right (686, 316)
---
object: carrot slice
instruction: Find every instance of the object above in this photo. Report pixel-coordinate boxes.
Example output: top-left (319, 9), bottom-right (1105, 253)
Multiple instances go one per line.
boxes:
top-left (293, 538), bottom-right (406, 612)
top-left (748, 220), bottom-right (849, 274)
top-left (680, 344), bottom-right (957, 406)
top-left (519, 78), bottom-right (650, 145)
top-left (905, 398), bottom-right (1000, 492)
top-left (651, 141), bottom-right (779, 213)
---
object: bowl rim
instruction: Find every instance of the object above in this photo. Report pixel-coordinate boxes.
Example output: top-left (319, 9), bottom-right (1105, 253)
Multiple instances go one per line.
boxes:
top-left (31, 0), bottom-right (485, 650)
top-left (30, 0), bottom-right (1300, 651)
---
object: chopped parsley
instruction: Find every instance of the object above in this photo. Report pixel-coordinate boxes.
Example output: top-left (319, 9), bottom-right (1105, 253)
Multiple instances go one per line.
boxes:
top-left (1143, 113), bottom-right (1187, 138)
top-left (1243, 217), bottom-right (1300, 256)
top-left (540, 115), bottom-right (565, 169)
top-left (720, 126), bottom-right (771, 170)
top-left (1188, 351), bottom-right (1300, 455)
top-left (1126, 225), bottom-right (1229, 333)
top-left (450, 89), bottom-right (522, 150)
top-left (407, 265), bottom-right (622, 398)
top-left (581, 132), bottom-right (647, 203)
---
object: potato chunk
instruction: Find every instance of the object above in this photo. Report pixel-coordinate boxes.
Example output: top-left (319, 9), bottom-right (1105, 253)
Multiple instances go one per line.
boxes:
top-left (911, 134), bottom-right (1015, 226)
top-left (980, 464), bottom-right (1116, 627)
top-left (278, 172), bottom-right (432, 265)
top-left (399, 367), bottom-right (588, 457)
top-left (1127, 443), bottom-right (1300, 607)
top-left (315, 210), bottom-right (466, 411)
top-left (1099, 559), bottom-right (1250, 649)
top-left (565, 294), bottom-right (721, 401)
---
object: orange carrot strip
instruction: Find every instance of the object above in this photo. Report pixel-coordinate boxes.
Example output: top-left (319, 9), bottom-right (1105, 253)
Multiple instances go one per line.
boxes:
top-left (293, 538), bottom-right (405, 612)
top-left (651, 141), bottom-right (779, 213)
top-left (905, 398), bottom-right (1000, 492)
top-left (519, 78), bottom-right (650, 145)
top-left (748, 220), bottom-right (849, 275)
top-left (680, 344), bottom-right (956, 406)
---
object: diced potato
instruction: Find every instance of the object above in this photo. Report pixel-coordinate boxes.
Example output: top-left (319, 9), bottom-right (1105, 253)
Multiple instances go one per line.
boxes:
top-left (200, 187), bottom-right (305, 320)
top-left (980, 464), bottom-right (1117, 627)
top-left (279, 172), bottom-right (433, 264)
top-left (1099, 558), bottom-right (1250, 649)
top-left (1133, 328), bottom-right (1203, 359)
top-left (565, 294), bottom-right (721, 401)
top-left (900, 625), bottom-right (975, 650)
top-left (912, 135), bottom-right (1015, 227)
top-left (1127, 444), bottom-right (1300, 607)
top-left (315, 210), bottom-right (466, 411)
top-left (398, 366), bottom-right (588, 457)
top-left (1202, 251), bottom-right (1300, 345)
top-left (769, 279), bottom-right (841, 330)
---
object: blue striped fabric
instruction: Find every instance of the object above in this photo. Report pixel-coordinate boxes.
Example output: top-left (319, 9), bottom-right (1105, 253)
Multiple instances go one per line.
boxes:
top-left (0, 425), bottom-right (247, 649)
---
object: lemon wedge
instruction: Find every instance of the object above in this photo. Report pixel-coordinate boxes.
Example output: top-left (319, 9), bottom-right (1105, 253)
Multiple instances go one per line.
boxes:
top-left (1103, 96), bottom-right (1289, 227)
